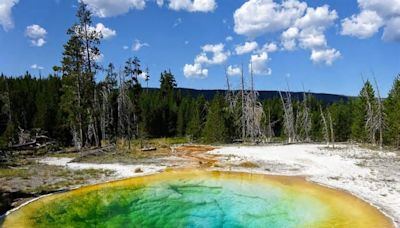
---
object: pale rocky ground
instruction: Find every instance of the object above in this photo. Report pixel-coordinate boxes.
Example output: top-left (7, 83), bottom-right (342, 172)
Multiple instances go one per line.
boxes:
top-left (37, 144), bottom-right (399, 227)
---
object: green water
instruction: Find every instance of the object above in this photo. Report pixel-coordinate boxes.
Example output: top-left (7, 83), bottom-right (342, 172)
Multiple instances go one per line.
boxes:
top-left (28, 177), bottom-right (327, 228)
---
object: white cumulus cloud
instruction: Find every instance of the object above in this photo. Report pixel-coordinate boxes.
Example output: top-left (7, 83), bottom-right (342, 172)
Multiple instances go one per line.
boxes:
top-left (93, 23), bottom-right (116, 39)
top-left (250, 52), bottom-right (272, 75)
top-left (298, 28), bottom-right (327, 50)
top-left (341, 10), bottom-right (383, 39)
top-left (358, 0), bottom-right (400, 18)
top-left (257, 42), bottom-right (278, 53)
top-left (294, 5), bottom-right (337, 30)
top-left (235, 41), bottom-right (258, 55)
top-left (26, 24), bottom-right (47, 38)
top-left (281, 27), bottom-right (299, 50)
top-left (286, 5), bottom-right (337, 51)
top-left (31, 38), bottom-right (46, 47)
top-left (341, 0), bottom-right (400, 41)
top-left (83, 0), bottom-right (146, 17)
top-left (234, 0), bottom-right (307, 37)
top-left (25, 24), bottom-right (47, 47)
top-left (0, 0), bottom-right (19, 31)
top-left (183, 63), bottom-right (208, 78)
top-left (233, 0), bottom-right (340, 65)
top-left (168, 0), bottom-right (216, 12)
top-left (194, 43), bottom-right (230, 65)
top-left (382, 17), bottom-right (400, 42)
top-left (310, 48), bottom-right (341, 65)
top-left (184, 43), bottom-right (230, 79)
top-left (226, 65), bottom-right (241, 76)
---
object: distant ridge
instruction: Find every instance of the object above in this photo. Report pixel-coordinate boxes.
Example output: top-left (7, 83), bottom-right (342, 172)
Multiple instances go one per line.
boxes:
top-left (147, 88), bottom-right (351, 104)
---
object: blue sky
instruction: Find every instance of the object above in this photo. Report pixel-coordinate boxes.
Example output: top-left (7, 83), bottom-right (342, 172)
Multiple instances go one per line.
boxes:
top-left (0, 0), bottom-right (399, 96)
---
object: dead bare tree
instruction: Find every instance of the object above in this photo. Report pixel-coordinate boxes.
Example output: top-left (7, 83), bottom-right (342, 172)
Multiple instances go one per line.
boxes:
top-left (328, 110), bottom-right (335, 148)
top-left (320, 106), bottom-right (329, 146)
top-left (225, 63), bottom-right (265, 143)
top-left (361, 78), bottom-right (378, 146)
top-left (224, 67), bottom-right (241, 140)
top-left (279, 85), bottom-right (296, 143)
top-left (99, 85), bottom-right (111, 144)
top-left (264, 108), bottom-right (275, 142)
top-left (87, 91), bottom-right (100, 147)
top-left (224, 66), bottom-right (236, 111)
top-left (102, 64), bottom-right (117, 144)
top-left (243, 62), bottom-right (265, 142)
top-left (243, 93), bottom-right (264, 141)
top-left (373, 77), bottom-right (385, 149)
top-left (241, 63), bottom-right (246, 141)
top-left (296, 91), bottom-right (312, 142)
top-left (75, 71), bottom-right (84, 150)
top-left (117, 69), bottom-right (133, 149)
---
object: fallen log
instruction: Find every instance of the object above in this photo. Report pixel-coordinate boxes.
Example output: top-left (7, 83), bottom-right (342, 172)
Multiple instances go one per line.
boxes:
top-left (141, 147), bottom-right (156, 152)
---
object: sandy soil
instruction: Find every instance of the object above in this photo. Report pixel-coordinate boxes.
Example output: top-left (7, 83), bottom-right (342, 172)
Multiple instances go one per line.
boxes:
top-left (37, 144), bottom-right (399, 227)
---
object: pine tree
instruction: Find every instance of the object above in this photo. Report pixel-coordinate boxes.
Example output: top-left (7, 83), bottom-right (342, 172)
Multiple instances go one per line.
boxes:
top-left (58, 1), bottom-right (102, 149)
top-left (0, 78), bottom-right (15, 146)
top-left (328, 100), bottom-right (352, 142)
top-left (384, 75), bottom-right (400, 148)
top-left (203, 94), bottom-right (228, 143)
top-left (296, 93), bottom-right (312, 142)
top-left (124, 57), bottom-right (143, 140)
top-left (351, 80), bottom-right (377, 143)
top-left (160, 70), bottom-right (177, 97)
top-left (100, 63), bottom-right (117, 142)
top-left (186, 96), bottom-right (206, 140)
top-left (176, 97), bottom-right (191, 136)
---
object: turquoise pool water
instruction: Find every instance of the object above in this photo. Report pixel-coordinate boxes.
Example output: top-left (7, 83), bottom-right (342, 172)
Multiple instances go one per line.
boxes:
top-left (3, 170), bottom-right (393, 228)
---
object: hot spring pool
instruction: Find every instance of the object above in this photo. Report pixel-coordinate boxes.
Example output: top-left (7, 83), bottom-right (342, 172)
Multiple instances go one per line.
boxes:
top-left (3, 170), bottom-right (393, 228)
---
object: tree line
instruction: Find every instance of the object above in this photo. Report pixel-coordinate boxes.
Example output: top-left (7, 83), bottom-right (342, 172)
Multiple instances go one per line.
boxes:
top-left (1, 70), bottom-right (400, 149)
top-left (1, 2), bottom-right (400, 149)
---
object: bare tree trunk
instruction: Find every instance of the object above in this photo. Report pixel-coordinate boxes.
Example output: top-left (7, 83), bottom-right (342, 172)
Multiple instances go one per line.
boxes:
top-left (117, 70), bottom-right (127, 147)
top-left (328, 110), bottom-right (335, 148)
top-left (265, 108), bottom-right (275, 142)
top-left (241, 63), bottom-right (245, 141)
top-left (93, 91), bottom-right (100, 147)
top-left (373, 77), bottom-right (384, 149)
top-left (76, 72), bottom-right (83, 150)
top-left (117, 69), bottom-right (134, 151)
top-left (279, 87), bottom-right (295, 144)
top-left (299, 91), bottom-right (312, 142)
top-left (320, 106), bottom-right (329, 146)
top-left (250, 61), bottom-right (255, 142)
top-left (362, 78), bottom-right (378, 146)
top-left (225, 66), bottom-right (231, 93)
top-left (100, 88), bottom-right (107, 142)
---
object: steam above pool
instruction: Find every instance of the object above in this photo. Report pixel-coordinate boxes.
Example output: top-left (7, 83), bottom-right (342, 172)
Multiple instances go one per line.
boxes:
top-left (3, 170), bottom-right (393, 227)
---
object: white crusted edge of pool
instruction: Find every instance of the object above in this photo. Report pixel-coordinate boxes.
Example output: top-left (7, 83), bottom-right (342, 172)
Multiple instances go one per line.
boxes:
top-left (38, 157), bottom-right (166, 178)
top-left (210, 144), bottom-right (399, 228)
